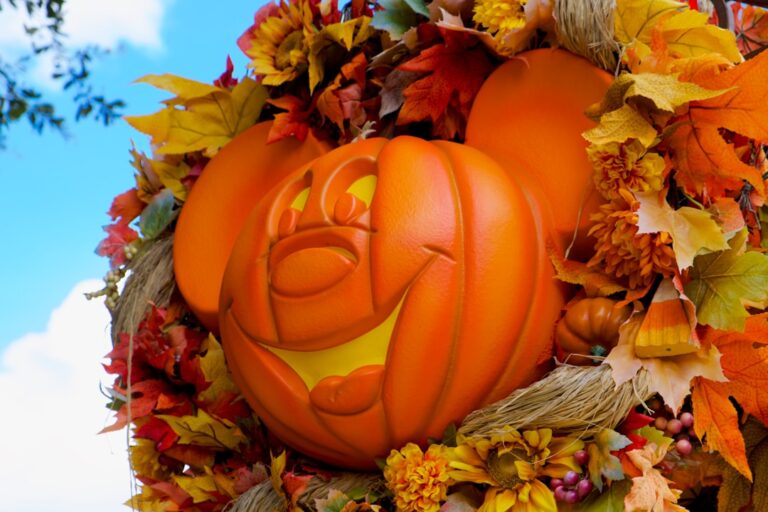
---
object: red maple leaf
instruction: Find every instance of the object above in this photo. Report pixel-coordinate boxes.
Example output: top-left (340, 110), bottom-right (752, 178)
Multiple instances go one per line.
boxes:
top-left (396, 30), bottom-right (493, 139)
top-left (107, 188), bottom-right (144, 226)
top-left (96, 222), bottom-right (138, 268)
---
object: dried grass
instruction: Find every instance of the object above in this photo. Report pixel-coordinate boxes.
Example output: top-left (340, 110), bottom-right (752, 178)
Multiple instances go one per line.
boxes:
top-left (110, 234), bottom-right (175, 342)
top-left (554, 0), bottom-right (620, 70)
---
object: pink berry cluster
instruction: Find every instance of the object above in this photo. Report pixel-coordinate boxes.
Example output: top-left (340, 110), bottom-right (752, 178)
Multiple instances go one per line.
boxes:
top-left (648, 398), bottom-right (696, 456)
top-left (550, 450), bottom-right (592, 504)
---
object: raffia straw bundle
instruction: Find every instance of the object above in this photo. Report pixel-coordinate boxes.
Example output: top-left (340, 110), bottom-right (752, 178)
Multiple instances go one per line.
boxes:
top-left (459, 365), bottom-right (653, 439)
top-left (110, 233), bottom-right (175, 342)
top-left (554, 0), bottom-right (619, 70)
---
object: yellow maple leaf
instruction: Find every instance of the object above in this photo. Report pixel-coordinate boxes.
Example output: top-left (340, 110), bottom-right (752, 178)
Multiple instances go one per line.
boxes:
top-left (308, 17), bottom-right (372, 92)
top-left (615, 0), bottom-right (740, 64)
top-left (157, 409), bottom-right (247, 450)
top-left (173, 473), bottom-right (219, 504)
top-left (583, 104), bottom-right (658, 147)
top-left (125, 75), bottom-right (267, 157)
top-left (197, 335), bottom-right (241, 405)
top-left (635, 191), bottom-right (729, 270)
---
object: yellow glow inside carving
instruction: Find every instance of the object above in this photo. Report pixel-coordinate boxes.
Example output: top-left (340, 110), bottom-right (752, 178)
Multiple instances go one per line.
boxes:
top-left (346, 175), bottom-right (377, 208)
top-left (291, 187), bottom-right (311, 211)
top-left (265, 300), bottom-right (402, 390)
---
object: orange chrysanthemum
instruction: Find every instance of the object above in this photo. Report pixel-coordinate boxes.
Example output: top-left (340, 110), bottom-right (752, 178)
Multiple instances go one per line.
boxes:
top-left (242, 0), bottom-right (314, 86)
top-left (587, 141), bottom-right (665, 199)
top-left (383, 443), bottom-right (452, 512)
top-left (588, 190), bottom-right (676, 289)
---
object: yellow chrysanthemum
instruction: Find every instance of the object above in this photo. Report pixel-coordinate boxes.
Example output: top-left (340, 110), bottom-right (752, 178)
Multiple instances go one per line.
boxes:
top-left (588, 190), bottom-right (676, 289)
top-left (587, 141), bottom-right (665, 200)
top-left (447, 427), bottom-right (584, 512)
top-left (244, 0), bottom-right (314, 86)
top-left (383, 443), bottom-right (452, 512)
top-left (473, 0), bottom-right (528, 36)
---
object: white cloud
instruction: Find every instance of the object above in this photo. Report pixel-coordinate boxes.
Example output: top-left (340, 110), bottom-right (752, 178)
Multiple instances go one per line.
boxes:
top-left (0, 280), bottom-right (129, 512)
top-left (0, 0), bottom-right (167, 50)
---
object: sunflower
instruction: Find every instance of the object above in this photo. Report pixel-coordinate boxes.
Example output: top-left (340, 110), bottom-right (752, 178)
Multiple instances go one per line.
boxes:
top-left (588, 189), bottom-right (676, 289)
top-left (447, 427), bottom-right (584, 512)
top-left (242, 0), bottom-right (315, 86)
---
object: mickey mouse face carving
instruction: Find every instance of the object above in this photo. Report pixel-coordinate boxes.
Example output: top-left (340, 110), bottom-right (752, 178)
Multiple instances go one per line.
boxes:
top-left (217, 137), bottom-right (565, 468)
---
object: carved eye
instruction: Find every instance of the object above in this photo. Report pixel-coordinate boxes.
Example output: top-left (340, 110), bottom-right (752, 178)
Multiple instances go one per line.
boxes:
top-left (278, 173), bottom-right (312, 239)
top-left (334, 175), bottom-right (377, 225)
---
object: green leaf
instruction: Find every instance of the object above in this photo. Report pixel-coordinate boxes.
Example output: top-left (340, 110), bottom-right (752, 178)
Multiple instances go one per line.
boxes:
top-left (370, 0), bottom-right (424, 39)
top-left (315, 489), bottom-right (352, 512)
top-left (587, 429), bottom-right (632, 491)
top-left (684, 230), bottom-right (768, 331)
top-left (139, 188), bottom-right (177, 239)
top-left (636, 426), bottom-right (674, 452)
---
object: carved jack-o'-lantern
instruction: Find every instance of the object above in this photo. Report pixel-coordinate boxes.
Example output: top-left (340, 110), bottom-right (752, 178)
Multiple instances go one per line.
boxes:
top-left (219, 137), bottom-right (564, 468)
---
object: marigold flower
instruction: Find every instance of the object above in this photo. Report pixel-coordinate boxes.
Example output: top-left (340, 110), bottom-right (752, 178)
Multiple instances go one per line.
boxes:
top-left (587, 140), bottom-right (665, 199)
top-left (241, 0), bottom-right (315, 86)
top-left (383, 443), bottom-right (452, 512)
top-left (588, 190), bottom-right (676, 289)
top-left (447, 427), bottom-right (584, 512)
top-left (473, 0), bottom-right (528, 36)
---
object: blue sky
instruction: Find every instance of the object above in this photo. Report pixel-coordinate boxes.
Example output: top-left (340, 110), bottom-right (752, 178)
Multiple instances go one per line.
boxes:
top-left (0, 1), bottom-right (266, 510)
top-left (0, 0), bottom-right (259, 349)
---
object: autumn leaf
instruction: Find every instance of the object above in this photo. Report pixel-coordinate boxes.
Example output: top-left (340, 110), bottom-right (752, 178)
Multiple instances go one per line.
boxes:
top-left (157, 409), bottom-right (247, 451)
top-left (587, 429), bottom-right (632, 490)
top-left (267, 95), bottom-right (312, 143)
top-left (564, 480), bottom-right (631, 511)
top-left (308, 17), bottom-right (373, 92)
top-left (615, 0), bottom-right (740, 64)
top-left (684, 230), bottom-right (768, 331)
top-left (635, 191), bottom-right (728, 269)
top-left (734, 4), bottom-right (768, 56)
top-left (96, 222), bottom-right (139, 269)
top-left (139, 188), bottom-right (178, 239)
top-left (583, 104), bottom-right (658, 148)
top-left (371, 0), bottom-right (429, 39)
top-left (396, 31), bottom-right (493, 139)
top-left (196, 335), bottom-right (241, 405)
top-left (125, 75), bottom-right (267, 157)
top-left (547, 243), bottom-right (628, 297)
top-left (589, 72), bottom-right (729, 119)
top-left (667, 50), bottom-right (768, 198)
top-left (624, 443), bottom-right (686, 512)
top-left (718, 418), bottom-right (768, 512)
top-left (108, 188), bottom-right (144, 226)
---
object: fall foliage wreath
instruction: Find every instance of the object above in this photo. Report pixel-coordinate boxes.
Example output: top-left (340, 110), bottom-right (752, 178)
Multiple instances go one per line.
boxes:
top-left (93, 0), bottom-right (768, 510)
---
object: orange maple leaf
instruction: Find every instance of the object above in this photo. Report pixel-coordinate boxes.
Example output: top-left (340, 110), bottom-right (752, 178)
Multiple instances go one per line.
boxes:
top-left (396, 31), bottom-right (493, 139)
top-left (267, 95), bottom-right (312, 144)
top-left (733, 4), bottom-right (768, 56)
top-left (691, 313), bottom-right (768, 479)
top-left (667, 50), bottom-right (768, 199)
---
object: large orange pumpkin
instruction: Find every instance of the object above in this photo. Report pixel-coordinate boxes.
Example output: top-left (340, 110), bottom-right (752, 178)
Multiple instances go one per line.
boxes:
top-left (173, 122), bottom-right (330, 331)
top-left (218, 136), bottom-right (563, 468)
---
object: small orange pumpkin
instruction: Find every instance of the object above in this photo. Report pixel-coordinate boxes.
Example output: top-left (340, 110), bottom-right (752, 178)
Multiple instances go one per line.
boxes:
top-left (555, 298), bottom-right (632, 365)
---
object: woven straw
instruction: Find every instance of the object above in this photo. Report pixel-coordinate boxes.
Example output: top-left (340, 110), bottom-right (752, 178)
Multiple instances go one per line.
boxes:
top-left (554, 0), bottom-right (619, 70)
top-left (111, 233), bottom-right (175, 342)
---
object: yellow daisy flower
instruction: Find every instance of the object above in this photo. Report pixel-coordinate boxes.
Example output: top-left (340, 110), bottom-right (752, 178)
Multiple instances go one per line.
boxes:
top-left (242, 0), bottom-right (315, 86)
top-left (447, 427), bottom-right (584, 512)
top-left (587, 140), bottom-right (665, 200)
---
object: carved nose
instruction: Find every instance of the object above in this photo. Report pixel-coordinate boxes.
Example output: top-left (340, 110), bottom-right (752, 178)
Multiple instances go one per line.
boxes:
top-left (271, 247), bottom-right (356, 297)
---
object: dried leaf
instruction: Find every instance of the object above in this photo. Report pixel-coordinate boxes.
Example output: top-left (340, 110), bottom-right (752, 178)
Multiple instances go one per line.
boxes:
top-left (196, 335), bottom-right (241, 405)
top-left (583, 104), bottom-right (658, 148)
top-left (548, 244), bottom-right (627, 297)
